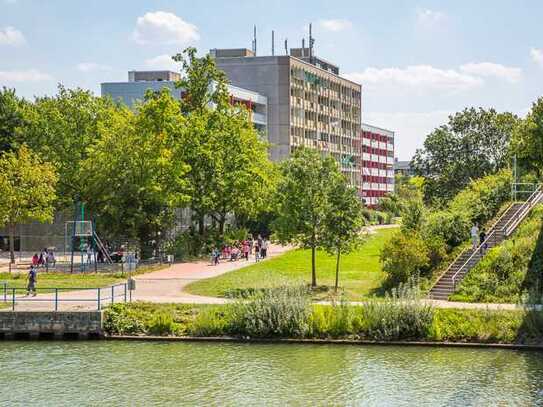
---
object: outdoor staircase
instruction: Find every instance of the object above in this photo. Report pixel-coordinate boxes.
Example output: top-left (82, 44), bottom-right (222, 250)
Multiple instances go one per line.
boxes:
top-left (428, 186), bottom-right (543, 300)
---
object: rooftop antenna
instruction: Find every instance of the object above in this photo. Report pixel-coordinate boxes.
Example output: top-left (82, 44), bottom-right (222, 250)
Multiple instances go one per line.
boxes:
top-left (309, 23), bottom-right (315, 63)
top-left (252, 25), bottom-right (257, 56)
top-left (284, 38), bottom-right (288, 55)
top-left (272, 30), bottom-right (275, 56)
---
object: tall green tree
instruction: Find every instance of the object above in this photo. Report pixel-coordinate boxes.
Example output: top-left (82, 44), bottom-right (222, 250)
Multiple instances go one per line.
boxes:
top-left (0, 145), bottom-right (57, 263)
top-left (511, 97), bottom-right (543, 178)
top-left (22, 85), bottom-right (113, 207)
top-left (173, 47), bottom-right (275, 236)
top-left (412, 107), bottom-right (518, 203)
top-left (273, 148), bottom-right (342, 287)
top-left (82, 89), bottom-right (190, 258)
top-left (322, 179), bottom-right (365, 292)
top-left (0, 87), bottom-right (27, 152)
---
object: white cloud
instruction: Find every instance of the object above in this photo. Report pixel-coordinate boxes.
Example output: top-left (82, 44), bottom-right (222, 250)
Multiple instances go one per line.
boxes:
top-left (460, 62), bottom-right (522, 83)
top-left (318, 19), bottom-right (352, 32)
top-left (0, 69), bottom-right (53, 82)
top-left (530, 48), bottom-right (543, 67)
top-left (0, 26), bottom-right (26, 46)
top-left (133, 11), bottom-right (199, 45)
top-left (345, 65), bottom-right (483, 93)
top-left (144, 54), bottom-right (180, 71)
top-left (416, 9), bottom-right (447, 28)
top-left (76, 62), bottom-right (112, 72)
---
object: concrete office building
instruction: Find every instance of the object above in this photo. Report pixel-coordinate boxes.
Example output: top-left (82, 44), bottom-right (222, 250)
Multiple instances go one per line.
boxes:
top-left (101, 70), bottom-right (268, 133)
top-left (211, 47), bottom-right (362, 190)
top-left (394, 158), bottom-right (415, 177)
top-left (361, 123), bottom-right (395, 206)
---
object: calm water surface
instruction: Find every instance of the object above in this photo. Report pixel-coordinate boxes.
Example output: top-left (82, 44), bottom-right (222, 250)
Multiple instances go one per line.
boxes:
top-left (1, 341), bottom-right (542, 406)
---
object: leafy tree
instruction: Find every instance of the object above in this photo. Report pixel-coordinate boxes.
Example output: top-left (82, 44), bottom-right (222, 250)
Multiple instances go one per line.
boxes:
top-left (22, 85), bottom-right (113, 207)
top-left (173, 47), bottom-right (275, 236)
top-left (82, 90), bottom-right (190, 258)
top-left (273, 148), bottom-right (342, 287)
top-left (412, 108), bottom-right (518, 203)
top-left (381, 232), bottom-right (429, 286)
top-left (511, 97), bottom-right (543, 178)
top-left (322, 179), bottom-right (365, 292)
top-left (400, 197), bottom-right (426, 233)
top-left (173, 47), bottom-right (230, 113)
top-left (0, 145), bottom-right (57, 263)
top-left (0, 87), bottom-right (27, 153)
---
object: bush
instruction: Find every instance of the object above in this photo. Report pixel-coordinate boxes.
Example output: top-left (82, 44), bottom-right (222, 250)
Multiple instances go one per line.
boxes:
top-left (189, 307), bottom-right (231, 336)
top-left (358, 282), bottom-right (434, 340)
top-left (381, 232), bottom-right (429, 285)
top-left (148, 312), bottom-right (178, 336)
top-left (228, 285), bottom-right (311, 338)
top-left (103, 303), bottom-right (146, 335)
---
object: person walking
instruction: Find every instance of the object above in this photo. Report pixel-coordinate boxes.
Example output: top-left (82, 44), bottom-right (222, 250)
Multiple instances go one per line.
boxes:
top-left (31, 253), bottom-right (39, 267)
top-left (479, 229), bottom-right (488, 255)
top-left (26, 266), bottom-right (37, 296)
top-left (242, 240), bottom-right (250, 261)
top-left (261, 238), bottom-right (269, 259)
top-left (470, 223), bottom-right (479, 251)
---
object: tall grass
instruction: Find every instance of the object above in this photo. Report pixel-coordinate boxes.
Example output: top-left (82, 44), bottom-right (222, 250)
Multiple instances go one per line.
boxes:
top-left (360, 282), bottom-right (434, 340)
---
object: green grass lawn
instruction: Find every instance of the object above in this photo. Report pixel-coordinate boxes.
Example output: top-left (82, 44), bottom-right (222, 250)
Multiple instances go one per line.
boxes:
top-left (0, 263), bottom-right (167, 292)
top-left (185, 227), bottom-right (398, 301)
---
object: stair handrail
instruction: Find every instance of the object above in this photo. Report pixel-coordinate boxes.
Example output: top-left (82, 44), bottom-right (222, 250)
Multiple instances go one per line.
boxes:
top-left (501, 185), bottom-right (542, 237)
top-left (428, 202), bottom-right (515, 295)
top-left (452, 186), bottom-right (542, 289)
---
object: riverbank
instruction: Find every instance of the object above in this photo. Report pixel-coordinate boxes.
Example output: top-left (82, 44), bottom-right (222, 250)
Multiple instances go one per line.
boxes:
top-left (103, 301), bottom-right (543, 346)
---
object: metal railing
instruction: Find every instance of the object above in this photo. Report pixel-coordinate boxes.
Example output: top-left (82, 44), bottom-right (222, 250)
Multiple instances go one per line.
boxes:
top-left (428, 202), bottom-right (515, 294)
top-left (1, 282), bottom-right (128, 311)
top-left (451, 185), bottom-right (542, 289)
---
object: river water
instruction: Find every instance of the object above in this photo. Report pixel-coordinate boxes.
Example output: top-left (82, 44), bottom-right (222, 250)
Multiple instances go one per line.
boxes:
top-left (1, 341), bottom-right (542, 406)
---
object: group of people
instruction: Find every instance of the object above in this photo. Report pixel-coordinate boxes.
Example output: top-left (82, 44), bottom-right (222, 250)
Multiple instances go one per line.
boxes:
top-left (211, 235), bottom-right (270, 266)
top-left (31, 248), bottom-right (56, 269)
top-left (470, 223), bottom-right (488, 255)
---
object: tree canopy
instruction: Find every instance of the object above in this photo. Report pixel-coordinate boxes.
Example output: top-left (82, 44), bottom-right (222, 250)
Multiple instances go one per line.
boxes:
top-left (412, 107), bottom-right (518, 204)
top-left (0, 145), bottom-right (57, 262)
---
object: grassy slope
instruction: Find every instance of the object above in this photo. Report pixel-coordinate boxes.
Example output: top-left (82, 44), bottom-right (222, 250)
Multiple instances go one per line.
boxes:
top-left (185, 228), bottom-right (397, 300)
top-left (451, 204), bottom-right (543, 303)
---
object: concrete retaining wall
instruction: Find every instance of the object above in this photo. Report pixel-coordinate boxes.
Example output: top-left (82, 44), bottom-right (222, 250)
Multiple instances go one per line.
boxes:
top-left (0, 311), bottom-right (103, 339)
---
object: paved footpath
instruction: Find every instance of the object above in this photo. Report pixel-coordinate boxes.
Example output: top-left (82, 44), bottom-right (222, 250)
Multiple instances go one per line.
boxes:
top-left (4, 244), bottom-right (290, 311)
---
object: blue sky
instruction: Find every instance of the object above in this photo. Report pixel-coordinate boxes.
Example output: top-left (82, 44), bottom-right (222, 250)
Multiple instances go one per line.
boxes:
top-left (1, 0), bottom-right (543, 159)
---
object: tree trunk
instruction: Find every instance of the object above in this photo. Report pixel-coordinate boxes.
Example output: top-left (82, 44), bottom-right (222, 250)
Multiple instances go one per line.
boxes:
top-left (8, 223), bottom-right (15, 264)
top-left (197, 214), bottom-right (205, 236)
top-left (311, 245), bottom-right (317, 288)
top-left (335, 248), bottom-right (341, 292)
top-left (219, 216), bottom-right (225, 235)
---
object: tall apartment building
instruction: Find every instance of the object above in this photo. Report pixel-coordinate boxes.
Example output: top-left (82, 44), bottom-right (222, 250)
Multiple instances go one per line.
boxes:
top-left (101, 70), bottom-right (268, 133)
top-left (211, 48), bottom-right (362, 190)
top-left (361, 124), bottom-right (395, 206)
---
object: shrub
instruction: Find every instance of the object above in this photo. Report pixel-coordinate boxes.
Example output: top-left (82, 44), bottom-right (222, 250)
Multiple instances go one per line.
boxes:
top-left (189, 307), bottom-right (231, 336)
top-left (103, 303), bottom-right (145, 335)
top-left (229, 285), bottom-right (311, 338)
top-left (400, 198), bottom-right (425, 232)
top-left (358, 282), bottom-right (434, 340)
top-left (381, 232), bottom-right (429, 285)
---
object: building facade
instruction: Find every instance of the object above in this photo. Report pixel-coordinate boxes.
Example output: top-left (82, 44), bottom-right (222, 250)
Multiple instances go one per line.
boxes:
top-left (211, 48), bottom-right (362, 191)
top-left (361, 123), bottom-right (395, 206)
top-left (101, 71), bottom-right (268, 134)
top-left (394, 158), bottom-right (414, 177)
